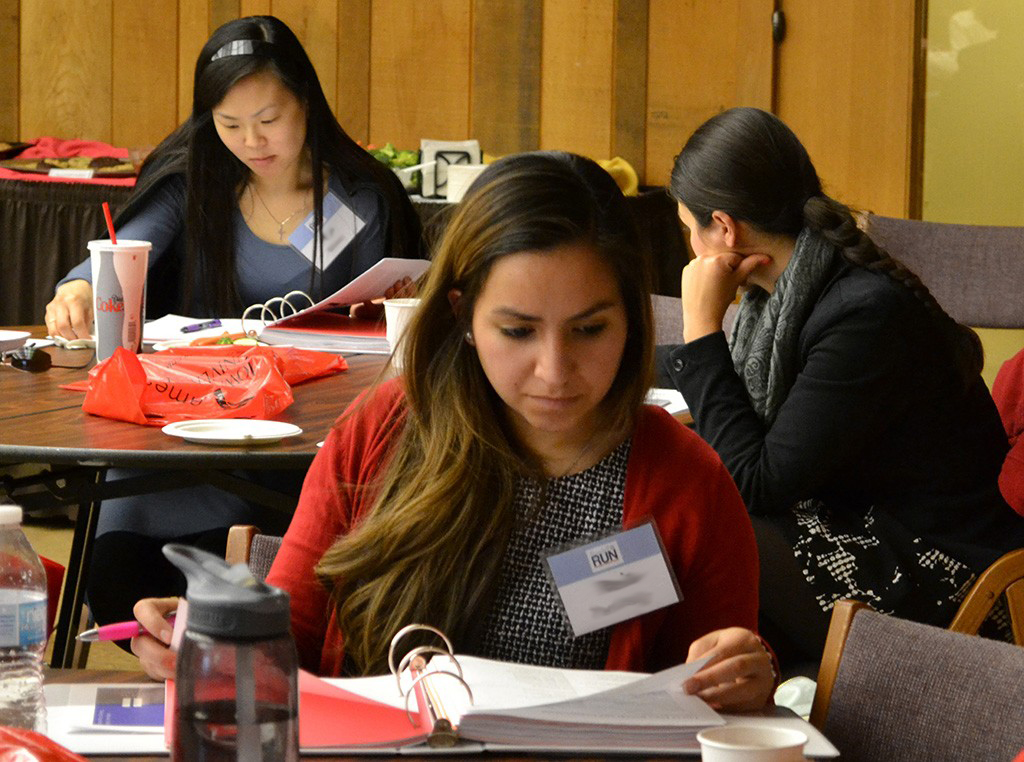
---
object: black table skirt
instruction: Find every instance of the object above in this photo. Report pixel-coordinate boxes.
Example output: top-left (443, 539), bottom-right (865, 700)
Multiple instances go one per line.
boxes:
top-left (0, 178), bottom-right (134, 325)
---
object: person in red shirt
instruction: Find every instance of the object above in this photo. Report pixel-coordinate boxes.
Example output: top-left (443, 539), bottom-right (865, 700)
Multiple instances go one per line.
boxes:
top-left (133, 151), bottom-right (775, 711)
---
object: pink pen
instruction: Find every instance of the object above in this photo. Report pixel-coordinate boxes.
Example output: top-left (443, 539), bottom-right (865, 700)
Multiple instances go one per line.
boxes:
top-left (77, 615), bottom-right (176, 642)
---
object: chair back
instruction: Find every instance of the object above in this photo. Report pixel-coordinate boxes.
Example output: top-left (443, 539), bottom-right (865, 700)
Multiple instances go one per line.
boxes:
top-left (948, 548), bottom-right (1024, 644)
top-left (651, 295), bottom-right (736, 347)
top-left (812, 600), bottom-right (1024, 761)
top-left (225, 524), bottom-right (283, 582)
top-left (248, 533), bottom-right (283, 582)
top-left (864, 214), bottom-right (1024, 328)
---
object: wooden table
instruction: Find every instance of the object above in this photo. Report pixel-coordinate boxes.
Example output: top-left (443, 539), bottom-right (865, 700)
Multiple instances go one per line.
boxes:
top-left (1, 337), bottom-right (388, 668)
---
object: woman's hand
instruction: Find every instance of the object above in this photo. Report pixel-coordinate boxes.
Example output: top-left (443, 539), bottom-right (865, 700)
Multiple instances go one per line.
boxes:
top-left (680, 254), bottom-right (767, 343)
top-left (349, 276), bottom-right (416, 319)
top-left (683, 627), bottom-right (776, 711)
top-left (130, 597), bottom-right (179, 681)
top-left (44, 280), bottom-right (93, 340)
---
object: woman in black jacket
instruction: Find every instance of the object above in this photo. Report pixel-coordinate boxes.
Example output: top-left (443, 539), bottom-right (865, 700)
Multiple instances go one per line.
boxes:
top-left (662, 107), bottom-right (1024, 665)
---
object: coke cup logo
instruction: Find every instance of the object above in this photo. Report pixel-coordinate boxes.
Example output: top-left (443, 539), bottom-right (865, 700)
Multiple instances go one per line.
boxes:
top-left (97, 295), bottom-right (125, 313)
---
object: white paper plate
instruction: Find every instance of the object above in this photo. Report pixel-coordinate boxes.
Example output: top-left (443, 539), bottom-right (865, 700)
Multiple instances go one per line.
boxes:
top-left (151, 339), bottom-right (193, 351)
top-left (0, 330), bottom-right (30, 354)
top-left (161, 419), bottom-right (302, 446)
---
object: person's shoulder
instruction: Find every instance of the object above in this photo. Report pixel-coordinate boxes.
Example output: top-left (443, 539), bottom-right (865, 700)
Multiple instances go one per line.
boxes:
top-left (634, 405), bottom-right (722, 467)
top-left (815, 262), bottom-right (922, 327)
top-left (347, 377), bottom-right (407, 423)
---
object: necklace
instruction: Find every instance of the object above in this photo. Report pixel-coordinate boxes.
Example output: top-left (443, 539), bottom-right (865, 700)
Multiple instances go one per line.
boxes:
top-left (548, 430), bottom-right (601, 480)
top-left (249, 184), bottom-right (311, 242)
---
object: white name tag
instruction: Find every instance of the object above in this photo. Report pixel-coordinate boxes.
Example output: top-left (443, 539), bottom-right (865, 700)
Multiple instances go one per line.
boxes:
top-left (289, 189), bottom-right (366, 270)
top-left (48, 168), bottom-right (95, 179)
top-left (544, 521), bottom-right (682, 637)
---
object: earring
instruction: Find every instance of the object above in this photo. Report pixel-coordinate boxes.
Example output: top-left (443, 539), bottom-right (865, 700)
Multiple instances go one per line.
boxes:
top-left (464, 331), bottom-right (475, 346)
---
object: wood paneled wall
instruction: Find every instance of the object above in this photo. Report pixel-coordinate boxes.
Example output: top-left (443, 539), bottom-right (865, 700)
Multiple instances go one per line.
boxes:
top-left (1, 0), bottom-right (921, 215)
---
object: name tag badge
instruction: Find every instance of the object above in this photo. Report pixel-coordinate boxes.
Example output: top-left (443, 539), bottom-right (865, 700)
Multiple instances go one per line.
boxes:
top-left (289, 190), bottom-right (366, 269)
top-left (544, 521), bottom-right (682, 637)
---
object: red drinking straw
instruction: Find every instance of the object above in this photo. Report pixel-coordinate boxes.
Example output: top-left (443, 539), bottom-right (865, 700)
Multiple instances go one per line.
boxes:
top-left (102, 202), bottom-right (117, 244)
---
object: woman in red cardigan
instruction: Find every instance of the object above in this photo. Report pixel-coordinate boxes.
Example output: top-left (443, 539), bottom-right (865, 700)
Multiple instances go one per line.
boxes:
top-left (133, 151), bottom-right (775, 711)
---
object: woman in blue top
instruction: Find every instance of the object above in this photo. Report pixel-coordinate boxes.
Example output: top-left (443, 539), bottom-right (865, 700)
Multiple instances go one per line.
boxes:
top-left (42, 16), bottom-right (424, 630)
top-left (46, 15), bottom-right (422, 336)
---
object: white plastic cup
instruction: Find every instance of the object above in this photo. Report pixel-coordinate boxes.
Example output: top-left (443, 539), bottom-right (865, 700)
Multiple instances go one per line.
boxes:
top-left (696, 725), bottom-right (808, 762)
top-left (445, 163), bottom-right (487, 202)
top-left (383, 298), bottom-right (420, 369)
top-left (88, 239), bottom-right (151, 363)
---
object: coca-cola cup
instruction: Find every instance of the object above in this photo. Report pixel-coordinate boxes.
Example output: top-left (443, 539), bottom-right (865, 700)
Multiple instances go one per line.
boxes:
top-left (88, 239), bottom-right (151, 363)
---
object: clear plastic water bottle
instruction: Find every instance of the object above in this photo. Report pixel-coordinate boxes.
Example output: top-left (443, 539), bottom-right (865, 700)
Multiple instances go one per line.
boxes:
top-left (0, 504), bottom-right (48, 732)
top-left (165, 544), bottom-right (298, 761)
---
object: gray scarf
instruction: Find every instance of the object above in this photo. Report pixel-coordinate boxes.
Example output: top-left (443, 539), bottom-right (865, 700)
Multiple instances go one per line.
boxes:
top-left (728, 228), bottom-right (838, 425)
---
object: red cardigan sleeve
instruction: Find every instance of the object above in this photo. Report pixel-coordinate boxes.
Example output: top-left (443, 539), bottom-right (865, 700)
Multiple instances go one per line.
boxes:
top-left (606, 406), bottom-right (759, 672)
top-left (266, 380), bottom-right (407, 673)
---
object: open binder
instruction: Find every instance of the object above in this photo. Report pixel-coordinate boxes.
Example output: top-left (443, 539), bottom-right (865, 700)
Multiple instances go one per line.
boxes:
top-left (45, 623), bottom-right (838, 757)
top-left (249, 257), bottom-right (430, 353)
top-left (297, 624), bottom-right (838, 755)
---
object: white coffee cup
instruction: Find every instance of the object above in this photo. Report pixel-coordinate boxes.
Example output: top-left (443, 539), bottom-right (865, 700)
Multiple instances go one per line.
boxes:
top-left (383, 298), bottom-right (421, 369)
top-left (697, 725), bottom-right (808, 762)
top-left (445, 163), bottom-right (487, 203)
top-left (88, 239), bottom-right (152, 363)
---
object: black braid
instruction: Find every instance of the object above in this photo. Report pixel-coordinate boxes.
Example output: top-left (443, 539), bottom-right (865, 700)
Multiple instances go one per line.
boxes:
top-left (803, 195), bottom-right (984, 383)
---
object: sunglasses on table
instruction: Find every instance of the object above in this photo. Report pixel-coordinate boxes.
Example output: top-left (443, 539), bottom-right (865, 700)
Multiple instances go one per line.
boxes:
top-left (2, 346), bottom-right (94, 373)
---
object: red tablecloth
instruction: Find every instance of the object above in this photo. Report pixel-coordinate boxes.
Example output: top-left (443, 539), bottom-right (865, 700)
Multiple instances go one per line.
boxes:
top-left (0, 137), bottom-right (137, 187)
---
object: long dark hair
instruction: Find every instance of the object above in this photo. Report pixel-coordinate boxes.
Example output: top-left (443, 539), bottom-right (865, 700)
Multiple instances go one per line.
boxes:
top-left (670, 106), bottom-right (983, 383)
top-left (117, 15), bottom-right (420, 315)
top-left (316, 151), bottom-right (654, 674)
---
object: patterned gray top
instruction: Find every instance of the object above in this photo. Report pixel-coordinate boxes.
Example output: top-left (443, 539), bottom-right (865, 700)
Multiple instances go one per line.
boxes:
top-left (478, 439), bottom-right (631, 668)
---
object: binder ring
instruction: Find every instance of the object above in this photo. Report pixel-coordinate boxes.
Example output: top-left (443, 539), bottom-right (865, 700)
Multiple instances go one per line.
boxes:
top-left (388, 623), bottom-right (454, 677)
top-left (403, 670), bottom-right (474, 727)
top-left (396, 645), bottom-right (463, 695)
top-left (240, 290), bottom-right (314, 338)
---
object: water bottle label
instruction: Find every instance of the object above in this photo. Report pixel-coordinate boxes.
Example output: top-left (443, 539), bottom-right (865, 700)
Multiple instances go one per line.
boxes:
top-left (0, 598), bottom-right (47, 647)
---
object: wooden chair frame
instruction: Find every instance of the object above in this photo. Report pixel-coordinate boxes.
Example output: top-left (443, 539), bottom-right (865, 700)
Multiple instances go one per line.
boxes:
top-left (808, 599), bottom-right (868, 730)
top-left (225, 524), bottom-right (259, 566)
top-left (948, 548), bottom-right (1024, 644)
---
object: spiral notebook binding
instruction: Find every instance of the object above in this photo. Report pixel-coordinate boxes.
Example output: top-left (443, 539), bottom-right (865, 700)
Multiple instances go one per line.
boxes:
top-left (239, 290), bottom-right (315, 338)
top-left (388, 624), bottom-right (473, 748)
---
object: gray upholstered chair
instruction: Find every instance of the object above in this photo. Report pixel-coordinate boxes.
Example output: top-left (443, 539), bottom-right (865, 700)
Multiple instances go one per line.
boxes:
top-left (810, 600), bottom-right (1024, 761)
top-left (864, 214), bottom-right (1024, 329)
top-left (225, 524), bottom-right (283, 582)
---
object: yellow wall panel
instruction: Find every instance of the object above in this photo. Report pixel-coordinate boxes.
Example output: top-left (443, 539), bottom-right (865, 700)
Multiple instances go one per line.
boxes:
top-left (241, 0), bottom-right (272, 15)
top-left (539, 0), bottom-right (614, 160)
top-left (612, 0), bottom-right (649, 173)
top-left (775, 0), bottom-right (919, 217)
top-left (179, 0), bottom-right (213, 124)
top-left (273, 0), bottom-right (339, 114)
top-left (337, 0), bottom-right (371, 142)
top-left (646, 0), bottom-right (774, 187)
top-left (112, 0), bottom-right (179, 149)
top-left (470, 0), bottom-right (542, 156)
top-left (210, 0), bottom-right (241, 28)
top-left (20, 0), bottom-right (113, 141)
top-left (0, 0), bottom-right (18, 139)
top-left (369, 0), bottom-right (471, 148)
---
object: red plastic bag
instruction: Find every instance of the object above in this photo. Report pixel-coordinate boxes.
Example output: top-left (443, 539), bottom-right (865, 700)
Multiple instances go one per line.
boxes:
top-left (158, 344), bottom-right (347, 386)
top-left (80, 347), bottom-right (293, 426)
top-left (0, 726), bottom-right (87, 761)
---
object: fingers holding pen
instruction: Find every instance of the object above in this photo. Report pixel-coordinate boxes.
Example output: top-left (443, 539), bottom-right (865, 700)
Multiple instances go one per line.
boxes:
top-left (130, 597), bottom-right (179, 681)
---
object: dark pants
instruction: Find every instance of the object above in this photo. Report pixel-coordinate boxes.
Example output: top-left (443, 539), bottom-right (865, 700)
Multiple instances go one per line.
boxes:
top-left (86, 527), bottom-right (230, 649)
top-left (750, 514), bottom-right (832, 670)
